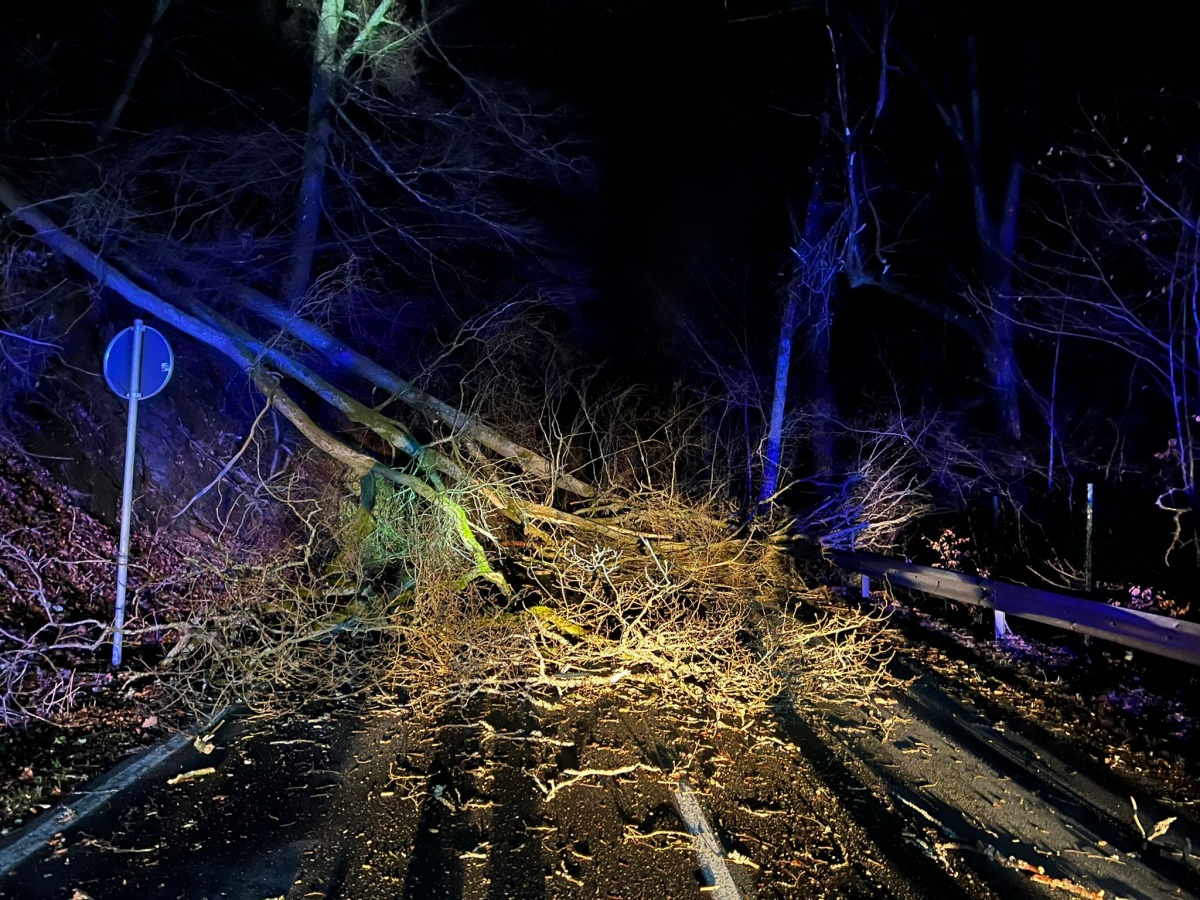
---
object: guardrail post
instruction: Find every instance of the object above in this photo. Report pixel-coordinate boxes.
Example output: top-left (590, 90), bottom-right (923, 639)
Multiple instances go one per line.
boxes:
top-left (994, 609), bottom-right (1012, 641)
top-left (1084, 482), bottom-right (1094, 592)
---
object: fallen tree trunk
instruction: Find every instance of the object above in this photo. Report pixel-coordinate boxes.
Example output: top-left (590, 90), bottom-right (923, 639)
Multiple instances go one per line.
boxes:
top-left (1, 179), bottom-right (896, 727)
top-left (170, 259), bottom-right (594, 499)
top-left (117, 257), bottom-right (463, 484)
top-left (0, 174), bottom-right (511, 592)
top-left (252, 370), bottom-right (511, 595)
top-left (0, 178), bottom-right (261, 372)
top-left (0, 176), bottom-right (666, 555)
top-left (1, 175), bottom-right (591, 502)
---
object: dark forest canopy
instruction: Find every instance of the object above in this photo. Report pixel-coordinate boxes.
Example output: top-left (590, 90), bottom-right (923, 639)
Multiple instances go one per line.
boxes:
top-left (2, 0), bottom-right (1200, 586)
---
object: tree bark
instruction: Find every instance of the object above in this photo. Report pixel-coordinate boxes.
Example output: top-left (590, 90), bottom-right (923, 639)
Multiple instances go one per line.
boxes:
top-left (282, 0), bottom-right (345, 309)
top-left (760, 180), bottom-right (841, 510)
top-left (97, 0), bottom-right (174, 145)
top-left (810, 282), bottom-right (835, 478)
top-left (977, 161), bottom-right (1023, 442)
top-left (759, 290), bottom-right (797, 508)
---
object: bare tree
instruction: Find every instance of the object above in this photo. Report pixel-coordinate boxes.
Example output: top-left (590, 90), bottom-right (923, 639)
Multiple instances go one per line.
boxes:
top-left (907, 37), bottom-right (1024, 441)
top-left (96, 0), bottom-right (175, 145)
top-left (1006, 105), bottom-right (1200, 557)
top-left (831, 8), bottom-right (1026, 443)
top-left (756, 8), bottom-right (890, 510)
top-left (281, 0), bottom-right (430, 308)
top-left (760, 180), bottom-right (845, 507)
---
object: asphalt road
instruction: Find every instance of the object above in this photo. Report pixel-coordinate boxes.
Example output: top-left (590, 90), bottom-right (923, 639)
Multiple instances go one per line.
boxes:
top-left (799, 669), bottom-right (1200, 900)
top-left (2, 664), bottom-right (1197, 899)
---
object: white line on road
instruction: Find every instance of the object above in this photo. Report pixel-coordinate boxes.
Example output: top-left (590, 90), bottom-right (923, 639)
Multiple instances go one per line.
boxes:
top-left (0, 707), bottom-right (234, 876)
top-left (0, 733), bottom-right (191, 874)
top-left (672, 777), bottom-right (741, 900)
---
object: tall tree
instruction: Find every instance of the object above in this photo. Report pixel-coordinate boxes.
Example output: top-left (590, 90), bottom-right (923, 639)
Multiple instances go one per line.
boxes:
top-left (282, 0), bottom-right (347, 309)
top-left (759, 179), bottom-right (844, 506)
top-left (0, 0), bottom-right (591, 509)
top-left (910, 37), bottom-right (1024, 441)
top-left (831, 6), bottom-right (1030, 444)
top-left (96, 0), bottom-right (175, 145)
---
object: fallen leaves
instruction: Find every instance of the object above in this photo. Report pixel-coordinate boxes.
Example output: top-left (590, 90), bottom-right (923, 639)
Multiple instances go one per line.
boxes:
top-left (193, 735), bottom-right (215, 755)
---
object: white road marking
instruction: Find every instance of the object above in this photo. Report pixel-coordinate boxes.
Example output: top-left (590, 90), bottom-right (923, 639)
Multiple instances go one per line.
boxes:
top-left (672, 777), bottom-right (742, 899)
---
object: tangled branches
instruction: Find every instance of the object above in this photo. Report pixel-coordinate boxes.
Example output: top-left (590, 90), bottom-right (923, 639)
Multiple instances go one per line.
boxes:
top-left (797, 414), bottom-right (934, 554)
top-left (0, 453), bottom-right (114, 727)
top-left (0, 180), bottom-right (901, 730)
top-left (152, 398), bottom-right (896, 724)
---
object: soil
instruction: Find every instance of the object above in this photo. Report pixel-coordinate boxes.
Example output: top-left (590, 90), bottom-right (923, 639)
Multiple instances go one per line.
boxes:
top-left (0, 350), bottom-right (296, 841)
top-left (0, 685), bottom-right (174, 835)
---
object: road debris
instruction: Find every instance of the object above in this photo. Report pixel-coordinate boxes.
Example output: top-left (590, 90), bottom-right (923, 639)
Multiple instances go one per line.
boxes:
top-left (165, 767), bottom-right (216, 786)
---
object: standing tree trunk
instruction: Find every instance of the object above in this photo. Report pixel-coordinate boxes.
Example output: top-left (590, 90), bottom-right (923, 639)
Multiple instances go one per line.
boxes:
top-left (976, 158), bottom-right (1023, 442)
top-left (880, 33), bottom-right (1026, 442)
top-left (810, 276), bottom-right (835, 477)
top-left (941, 40), bottom-right (1024, 442)
top-left (282, 0), bottom-right (345, 309)
top-left (97, 0), bottom-right (174, 145)
top-left (760, 288), bottom-right (798, 508)
top-left (759, 181), bottom-right (842, 509)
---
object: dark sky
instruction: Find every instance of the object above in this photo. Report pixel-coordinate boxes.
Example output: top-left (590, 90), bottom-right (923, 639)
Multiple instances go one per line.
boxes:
top-left (448, 1), bottom-right (1199, 373)
top-left (3, 0), bottom-right (1195, 377)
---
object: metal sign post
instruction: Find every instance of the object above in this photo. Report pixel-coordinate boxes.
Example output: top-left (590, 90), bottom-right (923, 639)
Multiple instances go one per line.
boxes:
top-left (103, 320), bottom-right (174, 667)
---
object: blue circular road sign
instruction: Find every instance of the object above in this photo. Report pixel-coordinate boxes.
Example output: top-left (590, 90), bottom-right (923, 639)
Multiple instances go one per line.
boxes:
top-left (103, 323), bottom-right (174, 400)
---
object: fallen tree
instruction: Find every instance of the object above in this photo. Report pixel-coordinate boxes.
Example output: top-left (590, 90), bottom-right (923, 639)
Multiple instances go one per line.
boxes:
top-left (1, 173), bottom-right (895, 721)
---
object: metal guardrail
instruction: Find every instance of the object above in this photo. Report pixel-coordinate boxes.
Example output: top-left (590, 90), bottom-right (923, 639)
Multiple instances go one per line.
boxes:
top-left (826, 550), bottom-right (1200, 667)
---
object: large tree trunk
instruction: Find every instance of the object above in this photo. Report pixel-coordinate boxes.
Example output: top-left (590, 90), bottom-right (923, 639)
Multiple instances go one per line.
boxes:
top-left (760, 182), bottom-right (841, 509)
top-left (810, 283), bottom-right (835, 478)
top-left (976, 161), bottom-right (1023, 442)
top-left (157, 257), bottom-right (594, 498)
top-left (96, 0), bottom-right (174, 145)
top-left (0, 174), bottom-right (514, 590)
top-left (282, 0), bottom-right (345, 309)
top-left (0, 176), bottom-right (626, 591)
top-left (759, 291), bottom-right (797, 508)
